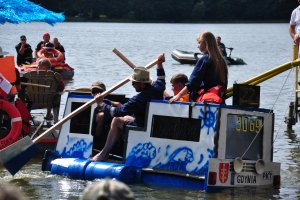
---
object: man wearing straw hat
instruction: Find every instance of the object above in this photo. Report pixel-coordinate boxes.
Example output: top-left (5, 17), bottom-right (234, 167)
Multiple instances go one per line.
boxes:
top-left (90, 54), bottom-right (166, 161)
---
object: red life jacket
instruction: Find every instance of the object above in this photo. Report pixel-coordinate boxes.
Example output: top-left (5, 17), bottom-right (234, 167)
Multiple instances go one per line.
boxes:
top-left (196, 85), bottom-right (225, 104)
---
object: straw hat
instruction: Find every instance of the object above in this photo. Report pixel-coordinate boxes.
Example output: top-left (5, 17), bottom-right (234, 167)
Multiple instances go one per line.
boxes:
top-left (129, 67), bottom-right (152, 83)
top-left (0, 47), bottom-right (9, 56)
top-left (80, 179), bottom-right (135, 200)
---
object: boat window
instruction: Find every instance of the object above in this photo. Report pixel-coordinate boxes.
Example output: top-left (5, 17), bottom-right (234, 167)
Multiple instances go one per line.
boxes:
top-left (225, 114), bottom-right (263, 160)
top-left (150, 115), bottom-right (201, 142)
top-left (69, 102), bottom-right (91, 134)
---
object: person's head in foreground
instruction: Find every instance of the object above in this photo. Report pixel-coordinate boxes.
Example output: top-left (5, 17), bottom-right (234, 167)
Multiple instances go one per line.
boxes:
top-left (0, 183), bottom-right (28, 200)
top-left (80, 179), bottom-right (135, 200)
top-left (38, 58), bottom-right (51, 70)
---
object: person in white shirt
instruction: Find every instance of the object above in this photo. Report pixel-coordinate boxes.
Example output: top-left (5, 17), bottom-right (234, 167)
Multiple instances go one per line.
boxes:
top-left (289, 0), bottom-right (300, 44)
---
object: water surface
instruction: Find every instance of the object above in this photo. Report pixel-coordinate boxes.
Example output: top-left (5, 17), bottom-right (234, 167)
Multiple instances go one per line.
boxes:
top-left (0, 22), bottom-right (299, 199)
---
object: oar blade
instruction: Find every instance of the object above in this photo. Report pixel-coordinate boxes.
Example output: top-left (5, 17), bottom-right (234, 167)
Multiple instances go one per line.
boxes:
top-left (0, 136), bottom-right (38, 175)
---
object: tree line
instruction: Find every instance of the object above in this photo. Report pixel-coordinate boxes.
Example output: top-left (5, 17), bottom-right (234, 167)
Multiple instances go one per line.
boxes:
top-left (31, 0), bottom-right (298, 22)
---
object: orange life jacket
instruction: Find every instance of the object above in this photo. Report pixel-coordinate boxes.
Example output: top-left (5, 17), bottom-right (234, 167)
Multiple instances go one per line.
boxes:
top-left (0, 56), bottom-right (17, 95)
top-left (179, 93), bottom-right (190, 102)
top-left (196, 85), bottom-right (225, 104)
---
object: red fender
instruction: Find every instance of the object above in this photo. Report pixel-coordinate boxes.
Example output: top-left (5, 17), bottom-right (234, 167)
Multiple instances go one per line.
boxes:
top-left (0, 99), bottom-right (22, 150)
top-left (15, 98), bottom-right (31, 136)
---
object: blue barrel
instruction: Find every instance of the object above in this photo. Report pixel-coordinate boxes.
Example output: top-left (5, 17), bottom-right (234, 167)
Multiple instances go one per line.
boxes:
top-left (85, 161), bottom-right (139, 183)
top-left (51, 158), bottom-right (91, 179)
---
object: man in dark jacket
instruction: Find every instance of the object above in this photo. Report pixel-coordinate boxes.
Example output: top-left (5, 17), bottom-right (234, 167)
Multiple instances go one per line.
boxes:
top-left (90, 54), bottom-right (166, 161)
top-left (15, 35), bottom-right (33, 65)
top-left (216, 36), bottom-right (227, 57)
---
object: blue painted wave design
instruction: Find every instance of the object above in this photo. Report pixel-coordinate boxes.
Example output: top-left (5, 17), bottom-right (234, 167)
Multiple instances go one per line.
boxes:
top-left (59, 137), bottom-right (92, 159)
top-left (126, 142), bottom-right (156, 167)
top-left (154, 147), bottom-right (194, 171)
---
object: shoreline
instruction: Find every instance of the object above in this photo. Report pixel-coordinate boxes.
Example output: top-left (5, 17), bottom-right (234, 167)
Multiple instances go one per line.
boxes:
top-left (65, 17), bottom-right (288, 24)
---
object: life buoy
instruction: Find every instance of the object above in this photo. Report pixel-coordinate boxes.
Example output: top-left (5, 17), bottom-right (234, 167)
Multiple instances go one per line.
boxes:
top-left (15, 98), bottom-right (31, 136)
top-left (37, 49), bottom-right (64, 63)
top-left (0, 99), bottom-right (22, 150)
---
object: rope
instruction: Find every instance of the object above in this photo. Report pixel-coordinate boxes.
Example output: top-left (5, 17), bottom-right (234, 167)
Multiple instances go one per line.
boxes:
top-left (240, 66), bottom-right (294, 159)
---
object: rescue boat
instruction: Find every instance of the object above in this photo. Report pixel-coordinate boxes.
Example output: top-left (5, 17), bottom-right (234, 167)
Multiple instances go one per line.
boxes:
top-left (16, 61), bottom-right (74, 80)
top-left (41, 88), bottom-right (280, 191)
top-left (171, 49), bottom-right (246, 65)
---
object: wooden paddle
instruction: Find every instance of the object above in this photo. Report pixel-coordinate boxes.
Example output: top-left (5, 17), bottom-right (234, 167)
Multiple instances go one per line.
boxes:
top-left (21, 82), bottom-right (50, 88)
top-left (112, 48), bottom-right (136, 69)
top-left (0, 54), bottom-right (159, 176)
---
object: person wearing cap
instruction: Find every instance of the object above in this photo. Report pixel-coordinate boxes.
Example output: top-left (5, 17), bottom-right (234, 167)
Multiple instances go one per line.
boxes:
top-left (37, 42), bottom-right (64, 63)
top-left (90, 81), bottom-right (121, 137)
top-left (80, 179), bottom-right (135, 200)
top-left (34, 32), bottom-right (50, 58)
top-left (15, 35), bottom-right (33, 66)
top-left (53, 37), bottom-right (66, 62)
top-left (90, 54), bottom-right (166, 161)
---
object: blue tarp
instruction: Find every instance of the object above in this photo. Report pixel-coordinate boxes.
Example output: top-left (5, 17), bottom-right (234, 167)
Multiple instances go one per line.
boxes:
top-left (0, 0), bottom-right (64, 25)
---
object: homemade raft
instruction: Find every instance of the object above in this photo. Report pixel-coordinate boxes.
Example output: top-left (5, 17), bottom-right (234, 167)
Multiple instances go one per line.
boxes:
top-left (42, 89), bottom-right (280, 191)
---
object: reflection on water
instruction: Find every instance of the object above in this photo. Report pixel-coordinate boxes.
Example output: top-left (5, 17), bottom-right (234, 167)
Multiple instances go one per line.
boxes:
top-left (1, 22), bottom-right (300, 199)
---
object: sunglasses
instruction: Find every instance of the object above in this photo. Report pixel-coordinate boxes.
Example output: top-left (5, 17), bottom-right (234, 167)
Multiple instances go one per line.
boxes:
top-left (21, 38), bottom-right (26, 41)
top-left (91, 88), bottom-right (103, 94)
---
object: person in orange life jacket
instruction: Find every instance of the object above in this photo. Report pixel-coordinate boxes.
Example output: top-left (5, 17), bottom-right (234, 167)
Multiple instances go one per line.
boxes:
top-left (37, 58), bottom-right (65, 121)
top-left (90, 81), bottom-right (121, 137)
top-left (34, 32), bottom-right (50, 59)
top-left (169, 32), bottom-right (228, 104)
top-left (164, 73), bottom-right (189, 102)
top-left (37, 42), bottom-right (64, 63)
top-left (90, 54), bottom-right (166, 161)
top-left (53, 37), bottom-right (65, 62)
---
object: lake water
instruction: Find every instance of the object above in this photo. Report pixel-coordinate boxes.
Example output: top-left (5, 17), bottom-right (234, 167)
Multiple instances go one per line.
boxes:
top-left (0, 22), bottom-right (300, 199)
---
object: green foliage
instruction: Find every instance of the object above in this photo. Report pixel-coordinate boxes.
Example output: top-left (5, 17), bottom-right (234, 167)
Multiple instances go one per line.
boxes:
top-left (30, 0), bottom-right (299, 22)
